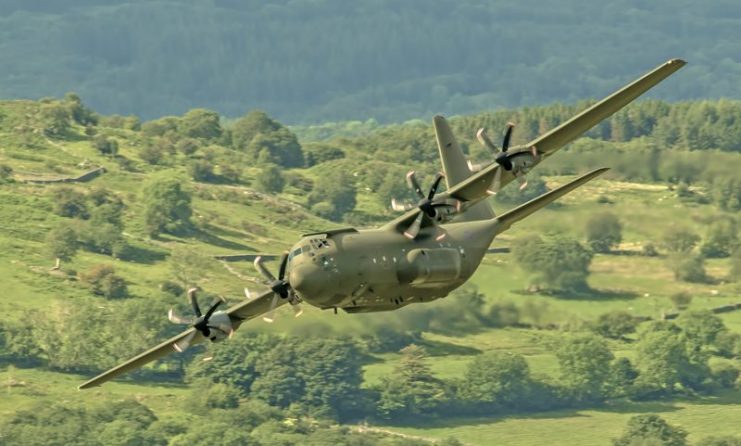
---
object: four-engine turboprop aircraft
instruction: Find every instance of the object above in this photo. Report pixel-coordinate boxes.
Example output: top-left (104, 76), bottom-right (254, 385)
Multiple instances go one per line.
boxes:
top-left (79, 58), bottom-right (685, 389)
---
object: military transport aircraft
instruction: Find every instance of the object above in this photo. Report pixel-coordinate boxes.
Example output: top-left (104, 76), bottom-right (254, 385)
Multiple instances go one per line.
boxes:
top-left (79, 58), bottom-right (685, 389)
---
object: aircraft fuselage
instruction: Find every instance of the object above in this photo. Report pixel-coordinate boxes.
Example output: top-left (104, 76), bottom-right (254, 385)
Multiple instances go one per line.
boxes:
top-left (287, 218), bottom-right (499, 313)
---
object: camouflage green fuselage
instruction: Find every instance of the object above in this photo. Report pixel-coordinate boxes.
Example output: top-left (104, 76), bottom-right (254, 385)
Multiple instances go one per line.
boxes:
top-left (287, 219), bottom-right (498, 313)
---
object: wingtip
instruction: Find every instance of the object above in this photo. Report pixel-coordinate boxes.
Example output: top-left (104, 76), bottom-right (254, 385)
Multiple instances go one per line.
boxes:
top-left (668, 58), bottom-right (687, 66)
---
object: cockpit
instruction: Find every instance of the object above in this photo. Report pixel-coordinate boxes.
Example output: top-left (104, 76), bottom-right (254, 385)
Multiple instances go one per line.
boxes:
top-left (288, 236), bottom-right (332, 265)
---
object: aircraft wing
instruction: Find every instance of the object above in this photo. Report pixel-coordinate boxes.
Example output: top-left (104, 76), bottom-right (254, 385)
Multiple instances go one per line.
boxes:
top-left (78, 289), bottom-right (282, 389)
top-left (384, 59), bottom-right (685, 235)
top-left (526, 59), bottom-right (686, 156)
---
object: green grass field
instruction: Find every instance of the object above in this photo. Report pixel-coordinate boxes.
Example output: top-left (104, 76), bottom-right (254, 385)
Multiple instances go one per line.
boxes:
top-left (371, 392), bottom-right (741, 446)
top-left (0, 99), bottom-right (739, 444)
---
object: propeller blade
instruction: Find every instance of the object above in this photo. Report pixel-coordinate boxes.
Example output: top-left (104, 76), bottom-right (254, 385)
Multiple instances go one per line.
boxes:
top-left (391, 198), bottom-right (414, 212)
top-left (292, 304), bottom-right (304, 318)
top-left (244, 288), bottom-right (251, 300)
top-left (262, 293), bottom-right (279, 323)
top-left (487, 166), bottom-right (503, 195)
top-left (406, 171), bottom-right (425, 199)
top-left (502, 122), bottom-right (515, 152)
top-left (187, 288), bottom-right (202, 317)
top-left (531, 145), bottom-right (540, 159)
top-left (516, 172), bottom-right (528, 190)
top-left (168, 308), bottom-right (192, 325)
top-left (254, 256), bottom-right (276, 282)
top-left (403, 212), bottom-right (425, 239)
top-left (203, 297), bottom-right (225, 321)
top-left (476, 128), bottom-right (499, 154)
top-left (277, 252), bottom-right (288, 281)
top-left (173, 331), bottom-right (197, 353)
top-left (427, 173), bottom-right (444, 200)
top-left (202, 355), bottom-right (214, 362)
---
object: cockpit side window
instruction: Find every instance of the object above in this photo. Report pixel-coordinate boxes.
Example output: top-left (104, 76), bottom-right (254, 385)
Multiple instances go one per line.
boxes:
top-left (288, 247), bottom-right (302, 261)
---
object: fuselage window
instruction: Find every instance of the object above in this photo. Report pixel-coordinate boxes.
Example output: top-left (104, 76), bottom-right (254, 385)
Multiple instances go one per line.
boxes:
top-left (310, 239), bottom-right (330, 250)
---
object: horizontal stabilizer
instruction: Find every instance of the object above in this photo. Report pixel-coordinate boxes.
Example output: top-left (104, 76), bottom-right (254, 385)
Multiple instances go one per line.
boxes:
top-left (494, 168), bottom-right (609, 235)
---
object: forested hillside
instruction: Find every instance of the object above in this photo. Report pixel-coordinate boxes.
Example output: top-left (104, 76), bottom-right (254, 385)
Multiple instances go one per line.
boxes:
top-left (1, 0), bottom-right (740, 122)
top-left (0, 95), bottom-right (739, 445)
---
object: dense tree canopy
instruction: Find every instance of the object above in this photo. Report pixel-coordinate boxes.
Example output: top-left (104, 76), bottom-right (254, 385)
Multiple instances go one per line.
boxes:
top-left (142, 174), bottom-right (193, 236)
top-left (1, 1), bottom-right (740, 123)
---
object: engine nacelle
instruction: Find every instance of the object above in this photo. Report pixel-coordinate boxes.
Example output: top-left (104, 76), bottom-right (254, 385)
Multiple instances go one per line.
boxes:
top-left (204, 311), bottom-right (233, 342)
top-left (398, 248), bottom-right (461, 286)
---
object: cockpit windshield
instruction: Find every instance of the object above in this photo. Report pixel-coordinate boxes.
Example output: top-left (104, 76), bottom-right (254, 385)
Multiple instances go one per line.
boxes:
top-left (288, 238), bottom-right (331, 263)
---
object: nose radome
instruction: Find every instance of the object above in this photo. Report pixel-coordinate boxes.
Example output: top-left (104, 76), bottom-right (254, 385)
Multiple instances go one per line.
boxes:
top-left (289, 265), bottom-right (321, 297)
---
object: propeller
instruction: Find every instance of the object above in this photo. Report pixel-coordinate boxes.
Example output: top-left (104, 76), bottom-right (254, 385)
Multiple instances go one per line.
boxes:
top-left (403, 172), bottom-right (445, 239)
top-left (390, 171), bottom-right (463, 239)
top-left (476, 123), bottom-right (540, 194)
top-left (254, 253), bottom-right (302, 322)
top-left (168, 288), bottom-right (233, 353)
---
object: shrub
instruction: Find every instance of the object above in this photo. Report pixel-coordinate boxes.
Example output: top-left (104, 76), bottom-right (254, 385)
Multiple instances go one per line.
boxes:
top-left (700, 220), bottom-right (738, 258)
top-left (188, 160), bottom-right (217, 182)
top-left (142, 175), bottom-right (192, 236)
top-left (303, 143), bottom-right (345, 166)
top-left (93, 135), bottom-right (119, 156)
top-left (139, 143), bottom-right (165, 165)
top-left (179, 109), bottom-right (222, 140)
top-left (613, 414), bottom-right (688, 446)
top-left (176, 137), bottom-right (200, 156)
top-left (160, 281), bottom-right (185, 297)
top-left (667, 254), bottom-right (708, 283)
top-left (660, 227), bottom-right (700, 253)
top-left (710, 362), bottom-right (739, 389)
top-left (46, 223), bottom-right (79, 265)
top-left (0, 164), bottom-right (13, 183)
top-left (677, 310), bottom-right (726, 347)
top-left (512, 235), bottom-right (593, 292)
top-left (669, 291), bottom-right (693, 310)
top-left (715, 331), bottom-right (741, 358)
top-left (78, 264), bottom-right (128, 299)
top-left (51, 187), bottom-right (88, 218)
top-left (642, 242), bottom-right (659, 257)
top-left (593, 312), bottom-right (638, 339)
top-left (730, 247), bottom-right (741, 281)
top-left (255, 164), bottom-right (285, 193)
top-left (585, 212), bottom-right (622, 253)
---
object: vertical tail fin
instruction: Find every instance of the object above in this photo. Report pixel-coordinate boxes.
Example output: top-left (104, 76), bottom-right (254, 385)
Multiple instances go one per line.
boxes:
top-left (433, 115), bottom-right (495, 221)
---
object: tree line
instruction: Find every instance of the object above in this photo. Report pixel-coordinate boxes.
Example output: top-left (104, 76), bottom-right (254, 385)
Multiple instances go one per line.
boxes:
top-left (0, 0), bottom-right (739, 123)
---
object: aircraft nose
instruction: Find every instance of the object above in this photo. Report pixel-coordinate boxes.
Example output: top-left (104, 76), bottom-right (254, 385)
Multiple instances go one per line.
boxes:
top-left (289, 265), bottom-right (322, 297)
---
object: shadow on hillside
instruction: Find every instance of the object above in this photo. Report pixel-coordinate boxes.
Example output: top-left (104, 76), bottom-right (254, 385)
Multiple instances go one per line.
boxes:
top-left (417, 338), bottom-right (481, 357)
top-left (673, 390), bottom-right (741, 406)
top-left (122, 245), bottom-right (168, 264)
top-left (192, 228), bottom-right (254, 251)
top-left (392, 400), bottom-right (684, 430)
top-left (513, 288), bottom-right (638, 301)
top-left (207, 224), bottom-right (257, 243)
top-left (599, 400), bottom-right (681, 414)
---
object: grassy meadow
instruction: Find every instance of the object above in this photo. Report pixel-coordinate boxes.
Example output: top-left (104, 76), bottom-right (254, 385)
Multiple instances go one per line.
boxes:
top-left (0, 98), bottom-right (739, 445)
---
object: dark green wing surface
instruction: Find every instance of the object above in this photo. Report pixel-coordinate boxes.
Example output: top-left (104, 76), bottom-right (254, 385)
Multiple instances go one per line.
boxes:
top-left (79, 290), bottom-right (280, 389)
